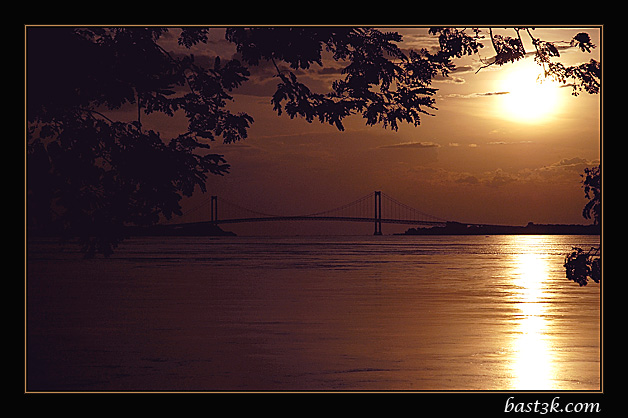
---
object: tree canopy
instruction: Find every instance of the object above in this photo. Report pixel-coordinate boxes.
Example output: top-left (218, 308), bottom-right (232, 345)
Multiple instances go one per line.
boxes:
top-left (563, 164), bottom-right (601, 286)
top-left (26, 26), bottom-right (601, 256)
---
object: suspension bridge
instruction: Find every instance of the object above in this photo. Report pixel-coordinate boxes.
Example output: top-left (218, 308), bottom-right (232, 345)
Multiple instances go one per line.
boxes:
top-left (163, 191), bottom-right (458, 235)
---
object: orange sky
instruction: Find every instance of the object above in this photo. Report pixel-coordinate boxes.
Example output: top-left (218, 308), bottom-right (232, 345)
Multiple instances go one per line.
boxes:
top-left (147, 27), bottom-right (602, 235)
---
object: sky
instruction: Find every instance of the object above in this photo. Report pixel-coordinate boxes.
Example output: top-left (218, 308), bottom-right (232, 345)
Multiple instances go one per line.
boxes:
top-left (149, 27), bottom-right (602, 236)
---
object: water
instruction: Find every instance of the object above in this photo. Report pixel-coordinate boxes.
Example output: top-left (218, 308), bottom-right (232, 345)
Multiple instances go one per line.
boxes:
top-left (26, 235), bottom-right (601, 391)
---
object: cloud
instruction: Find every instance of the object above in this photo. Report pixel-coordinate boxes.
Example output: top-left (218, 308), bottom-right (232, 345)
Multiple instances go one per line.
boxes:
top-left (313, 66), bottom-right (345, 77)
top-left (455, 175), bottom-right (480, 184)
top-left (447, 157), bottom-right (599, 189)
top-left (484, 169), bottom-right (518, 188)
top-left (446, 91), bottom-right (510, 99)
top-left (447, 142), bottom-right (478, 147)
top-left (552, 157), bottom-right (588, 167)
top-left (433, 74), bottom-right (466, 84)
top-left (377, 141), bottom-right (441, 149)
top-left (486, 140), bottom-right (533, 145)
top-left (541, 157), bottom-right (599, 174)
top-left (476, 91), bottom-right (510, 96)
top-left (451, 65), bottom-right (475, 74)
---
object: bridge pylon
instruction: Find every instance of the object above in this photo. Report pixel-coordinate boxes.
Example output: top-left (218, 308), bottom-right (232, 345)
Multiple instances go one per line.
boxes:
top-left (374, 191), bottom-right (382, 235)
top-left (210, 196), bottom-right (218, 225)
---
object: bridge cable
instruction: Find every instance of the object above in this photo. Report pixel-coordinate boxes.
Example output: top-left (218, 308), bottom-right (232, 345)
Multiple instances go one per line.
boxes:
top-left (300, 193), bottom-right (374, 217)
top-left (380, 192), bottom-right (449, 222)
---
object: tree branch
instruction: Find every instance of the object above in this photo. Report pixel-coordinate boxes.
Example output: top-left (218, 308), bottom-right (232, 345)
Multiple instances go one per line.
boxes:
top-left (78, 107), bottom-right (115, 124)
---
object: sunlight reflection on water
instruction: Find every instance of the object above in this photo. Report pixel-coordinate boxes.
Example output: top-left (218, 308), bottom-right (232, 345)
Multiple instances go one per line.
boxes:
top-left (509, 238), bottom-right (556, 389)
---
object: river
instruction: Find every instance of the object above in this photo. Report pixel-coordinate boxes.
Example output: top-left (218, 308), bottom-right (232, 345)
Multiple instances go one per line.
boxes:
top-left (26, 234), bottom-right (601, 391)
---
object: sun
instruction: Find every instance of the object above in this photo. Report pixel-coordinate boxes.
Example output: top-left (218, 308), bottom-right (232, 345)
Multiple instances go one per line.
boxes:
top-left (497, 61), bottom-right (562, 124)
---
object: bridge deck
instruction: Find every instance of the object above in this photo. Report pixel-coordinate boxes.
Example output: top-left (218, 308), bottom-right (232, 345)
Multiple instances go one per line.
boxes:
top-left (167, 216), bottom-right (448, 227)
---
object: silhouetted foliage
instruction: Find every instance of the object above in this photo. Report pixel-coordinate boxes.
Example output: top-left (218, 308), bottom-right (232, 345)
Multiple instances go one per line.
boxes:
top-left (26, 27), bottom-right (601, 256)
top-left (563, 165), bottom-right (601, 286)
top-left (471, 27), bottom-right (600, 96)
top-left (582, 165), bottom-right (601, 225)
top-left (27, 27), bottom-right (250, 256)
top-left (564, 247), bottom-right (601, 286)
top-left (226, 27), bottom-right (456, 131)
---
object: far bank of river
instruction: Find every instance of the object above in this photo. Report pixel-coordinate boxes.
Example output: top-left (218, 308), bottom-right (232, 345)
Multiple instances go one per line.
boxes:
top-left (399, 222), bottom-right (600, 236)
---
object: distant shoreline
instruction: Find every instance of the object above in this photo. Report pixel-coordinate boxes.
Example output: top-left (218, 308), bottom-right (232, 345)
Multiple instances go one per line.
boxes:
top-left (28, 222), bottom-right (600, 239)
top-left (397, 222), bottom-right (600, 236)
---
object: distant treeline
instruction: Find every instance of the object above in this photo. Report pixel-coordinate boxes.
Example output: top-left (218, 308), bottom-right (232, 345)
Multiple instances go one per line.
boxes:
top-left (400, 222), bottom-right (600, 236)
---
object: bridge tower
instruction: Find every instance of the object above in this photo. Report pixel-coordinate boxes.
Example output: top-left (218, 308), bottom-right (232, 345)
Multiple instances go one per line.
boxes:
top-left (374, 191), bottom-right (382, 235)
top-left (210, 196), bottom-right (218, 225)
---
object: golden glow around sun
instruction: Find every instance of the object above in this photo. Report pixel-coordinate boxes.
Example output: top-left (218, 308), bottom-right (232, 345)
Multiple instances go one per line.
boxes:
top-left (497, 61), bottom-right (562, 124)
